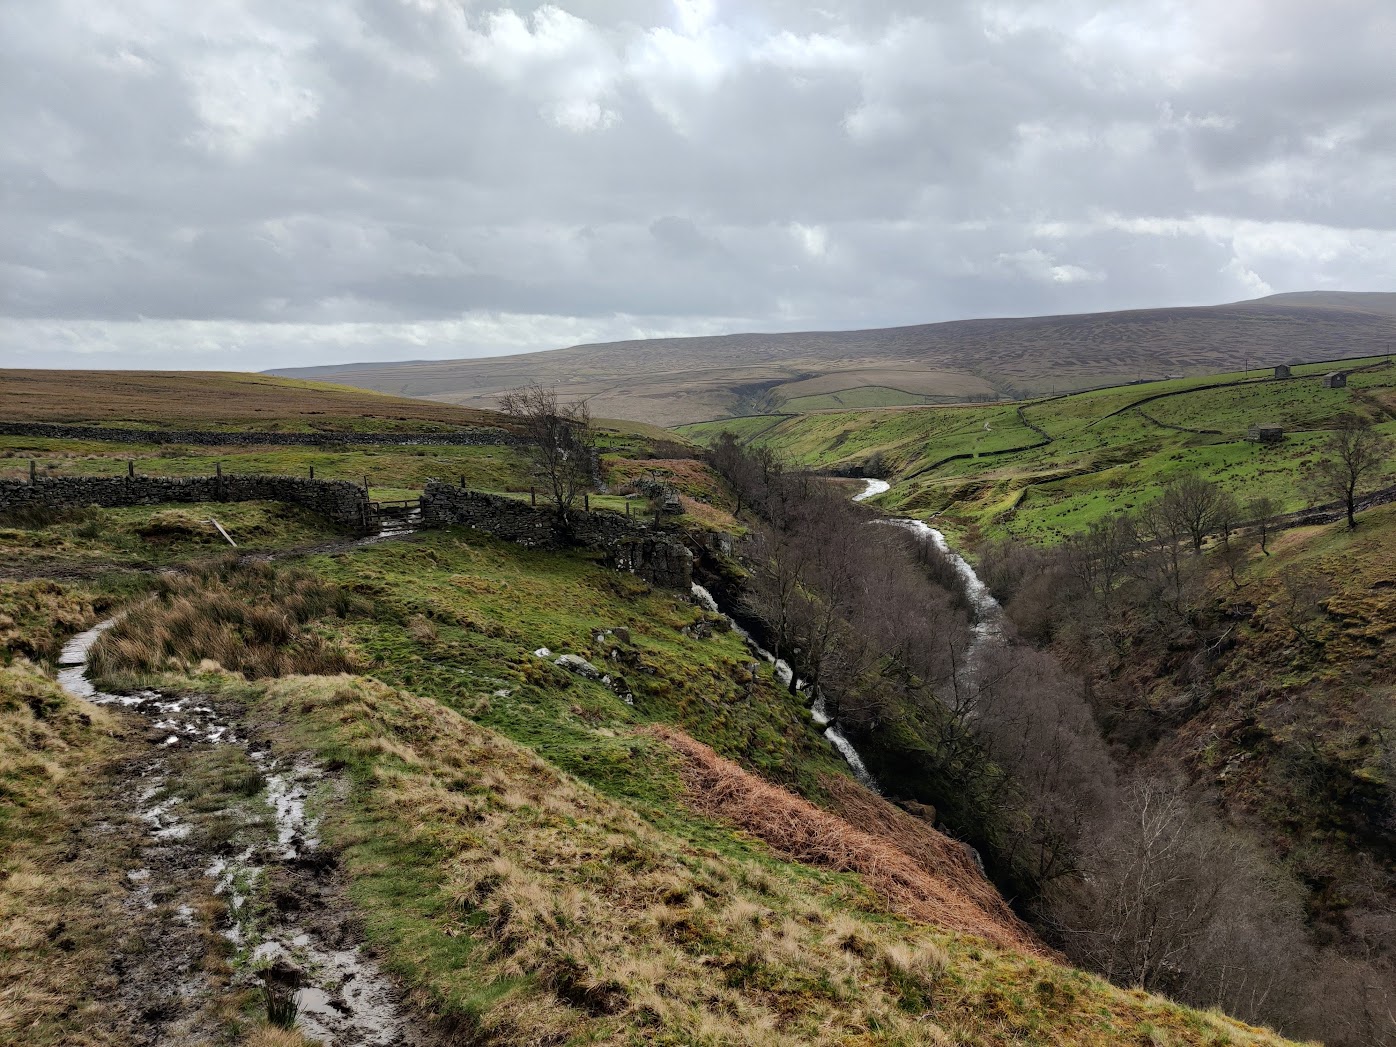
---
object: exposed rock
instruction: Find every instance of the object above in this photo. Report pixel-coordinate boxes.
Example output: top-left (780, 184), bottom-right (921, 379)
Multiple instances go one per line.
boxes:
top-left (554, 654), bottom-right (602, 680)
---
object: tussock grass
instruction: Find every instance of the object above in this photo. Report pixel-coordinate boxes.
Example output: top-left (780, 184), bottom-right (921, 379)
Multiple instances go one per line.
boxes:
top-left (0, 580), bottom-right (97, 662)
top-left (89, 558), bottom-right (365, 679)
top-left (192, 669), bottom-right (1306, 1046)
top-left (0, 660), bottom-right (127, 1043)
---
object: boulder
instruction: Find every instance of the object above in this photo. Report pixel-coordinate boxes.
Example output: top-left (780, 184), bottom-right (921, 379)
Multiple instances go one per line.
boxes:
top-left (555, 654), bottom-right (603, 680)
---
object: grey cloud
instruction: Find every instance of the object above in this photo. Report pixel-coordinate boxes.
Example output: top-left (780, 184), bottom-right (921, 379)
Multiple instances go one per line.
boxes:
top-left (1, 0), bottom-right (1393, 371)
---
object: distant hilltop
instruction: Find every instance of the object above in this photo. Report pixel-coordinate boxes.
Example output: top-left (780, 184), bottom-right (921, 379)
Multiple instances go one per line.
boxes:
top-left (270, 291), bottom-right (1396, 426)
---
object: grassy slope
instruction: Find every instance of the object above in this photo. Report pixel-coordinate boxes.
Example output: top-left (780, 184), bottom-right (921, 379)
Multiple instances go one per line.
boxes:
top-left (686, 357), bottom-right (1396, 545)
top-left (1175, 506), bottom-right (1396, 918)
top-left (82, 533), bottom-right (1303, 1045)
top-left (0, 370), bottom-right (508, 433)
top-left (1, 434), bottom-right (534, 492)
top-left (0, 502), bottom-right (354, 577)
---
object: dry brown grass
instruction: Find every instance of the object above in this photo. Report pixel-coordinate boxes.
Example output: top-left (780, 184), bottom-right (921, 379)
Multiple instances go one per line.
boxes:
top-left (648, 724), bottom-right (1051, 958)
top-left (89, 558), bottom-right (365, 679)
top-left (0, 579), bottom-right (98, 661)
top-left (0, 369), bottom-right (507, 431)
top-left (0, 660), bottom-right (130, 1044)
top-left (216, 672), bottom-right (1303, 1046)
top-left (243, 1025), bottom-right (315, 1047)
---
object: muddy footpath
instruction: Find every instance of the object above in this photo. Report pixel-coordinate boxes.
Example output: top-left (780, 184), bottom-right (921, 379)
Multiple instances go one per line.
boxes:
top-left (56, 620), bottom-right (435, 1046)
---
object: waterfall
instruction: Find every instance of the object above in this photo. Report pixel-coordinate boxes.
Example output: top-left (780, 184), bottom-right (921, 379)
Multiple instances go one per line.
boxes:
top-left (691, 582), bottom-right (879, 791)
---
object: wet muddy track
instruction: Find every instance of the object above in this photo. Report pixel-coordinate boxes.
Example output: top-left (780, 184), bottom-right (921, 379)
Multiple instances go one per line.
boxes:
top-left (57, 622), bottom-right (435, 1046)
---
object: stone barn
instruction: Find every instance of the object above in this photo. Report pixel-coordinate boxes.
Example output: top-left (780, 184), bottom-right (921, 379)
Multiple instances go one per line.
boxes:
top-left (1273, 364), bottom-right (1291, 379)
top-left (1323, 371), bottom-right (1347, 388)
top-left (1248, 423), bottom-right (1284, 444)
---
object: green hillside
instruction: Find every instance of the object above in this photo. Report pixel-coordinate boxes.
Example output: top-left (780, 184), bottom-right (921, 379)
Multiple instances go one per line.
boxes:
top-left (0, 390), bottom-right (1316, 1044)
top-left (682, 356), bottom-right (1396, 544)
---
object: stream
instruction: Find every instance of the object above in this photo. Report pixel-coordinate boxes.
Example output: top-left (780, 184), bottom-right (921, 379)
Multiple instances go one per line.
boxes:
top-left (57, 621), bottom-right (427, 1046)
top-left (695, 477), bottom-right (1005, 793)
top-left (689, 583), bottom-right (879, 789)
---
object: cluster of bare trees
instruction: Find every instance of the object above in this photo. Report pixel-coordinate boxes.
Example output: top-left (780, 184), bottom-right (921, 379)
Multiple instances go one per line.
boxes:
top-left (977, 482), bottom-right (1396, 1042)
top-left (711, 433), bottom-right (1395, 1044)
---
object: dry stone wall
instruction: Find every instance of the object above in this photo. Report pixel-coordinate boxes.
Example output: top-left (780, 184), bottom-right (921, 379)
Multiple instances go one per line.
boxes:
top-left (0, 475), bottom-right (375, 532)
top-left (420, 482), bottom-right (693, 589)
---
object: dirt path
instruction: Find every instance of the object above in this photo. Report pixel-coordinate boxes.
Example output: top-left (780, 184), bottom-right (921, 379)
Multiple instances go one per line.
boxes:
top-left (57, 622), bottom-right (434, 1046)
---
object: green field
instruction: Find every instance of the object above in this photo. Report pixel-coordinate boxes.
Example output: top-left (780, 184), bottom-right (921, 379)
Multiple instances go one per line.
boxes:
top-left (778, 386), bottom-right (944, 411)
top-left (0, 436), bottom-right (536, 494)
top-left (682, 357), bottom-right (1396, 544)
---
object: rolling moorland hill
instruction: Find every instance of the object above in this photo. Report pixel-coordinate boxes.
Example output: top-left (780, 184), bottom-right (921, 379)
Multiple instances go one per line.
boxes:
top-left (0, 369), bottom-right (512, 433)
top-left (0, 376), bottom-right (1312, 1045)
top-left (270, 291), bottom-right (1396, 425)
top-left (680, 353), bottom-right (1396, 543)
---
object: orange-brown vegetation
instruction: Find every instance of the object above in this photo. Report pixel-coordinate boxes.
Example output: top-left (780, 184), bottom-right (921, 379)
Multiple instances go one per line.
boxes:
top-left (649, 724), bottom-right (1051, 958)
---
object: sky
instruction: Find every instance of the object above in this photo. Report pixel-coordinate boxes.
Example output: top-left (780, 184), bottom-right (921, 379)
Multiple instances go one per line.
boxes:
top-left (3, 0), bottom-right (1394, 371)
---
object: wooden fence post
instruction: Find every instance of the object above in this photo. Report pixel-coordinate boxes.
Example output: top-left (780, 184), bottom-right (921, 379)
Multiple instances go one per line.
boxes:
top-left (584, 493), bottom-right (590, 512)
top-left (128, 460), bottom-right (135, 478)
top-left (30, 460), bottom-right (37, 483)
top-left (530, 487), bottom-right (536, 506)
top-left (309, 465), bottom-right (315, 479)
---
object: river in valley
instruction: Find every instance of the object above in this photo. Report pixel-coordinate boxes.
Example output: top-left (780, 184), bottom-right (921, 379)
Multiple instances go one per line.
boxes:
top-left (692, 477), bottom-right (1003, 792)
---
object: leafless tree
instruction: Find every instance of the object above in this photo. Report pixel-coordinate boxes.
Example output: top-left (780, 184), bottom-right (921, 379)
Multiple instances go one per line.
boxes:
top-left (1246, 495), bottom-right (1279, 555)
top-left (1160, 473), bottom-right (1223, 552)
top-left (1049, 778), bottom-right (1309, 1023)
top-left (1310, 414), bottom-right (1393, 529)
top-left (498, 384), bottom-right (595, 521)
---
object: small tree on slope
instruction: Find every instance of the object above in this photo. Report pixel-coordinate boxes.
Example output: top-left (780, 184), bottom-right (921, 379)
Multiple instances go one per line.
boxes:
top-left (1310, 414), bottom-right (1392, 530)
top-left (498, 384), bottom-right (596, 523)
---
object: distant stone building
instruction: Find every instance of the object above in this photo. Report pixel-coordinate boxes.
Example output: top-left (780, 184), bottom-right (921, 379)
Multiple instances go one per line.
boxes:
top-left (1323, 371), bottom-right (1347, 388)
top-left (1248, 423), bottom-right (1285, 444)
top-left (1273, 364), bottom-right (1292, 379)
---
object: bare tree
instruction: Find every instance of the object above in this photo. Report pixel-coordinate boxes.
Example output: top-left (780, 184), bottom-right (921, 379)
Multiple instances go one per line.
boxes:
top-left (707, 431), bottom-right (763, 519)
top-left (498, 384), bottom-right (596, 521)
top-left (1310, 414), bottom-right (1393, 529)
top-left (1160, 474), bottom-right (1223, 553)
top-left (1050, 778), bottom-right (1309, 1021)
top-left (1246, 495), bottom-right (1279, 555)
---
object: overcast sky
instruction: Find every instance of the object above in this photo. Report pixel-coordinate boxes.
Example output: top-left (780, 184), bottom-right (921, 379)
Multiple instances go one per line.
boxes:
top-left (3, 0), bottom-right (1394, 371)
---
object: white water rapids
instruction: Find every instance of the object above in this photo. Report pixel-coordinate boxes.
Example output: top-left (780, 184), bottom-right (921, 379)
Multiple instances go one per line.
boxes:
top-left (690, 582), bottom-right (879, 789)
top-left (696, 477), bottom-right (1005, 791)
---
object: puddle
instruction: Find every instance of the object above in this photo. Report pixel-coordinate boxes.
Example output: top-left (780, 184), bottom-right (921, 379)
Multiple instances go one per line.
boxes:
top-left (57, 618), bottom-right (427, 1046)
